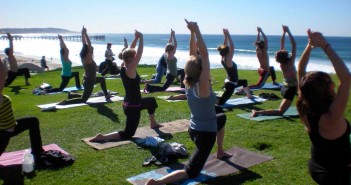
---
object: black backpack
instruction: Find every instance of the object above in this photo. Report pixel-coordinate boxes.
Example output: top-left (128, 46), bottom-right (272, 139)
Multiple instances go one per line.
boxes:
top-left (37, 150), bottom-right (75, 169)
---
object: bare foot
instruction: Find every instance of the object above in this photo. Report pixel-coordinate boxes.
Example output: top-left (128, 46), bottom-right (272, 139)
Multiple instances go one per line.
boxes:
top-left (89, 134), bottom-right (106, 143)
top-left (57, 100), bottom-right (66, 105)
top-left (150, 123), bottom-right (163, 129)
top-left (145, 179), bottom-right (157, 185)
top-left (143, 84), bottom-right (149, 93)
top-left (250, 110), bottom-right (258, 118)
top-left (217, 151), bottom-right (233, 159)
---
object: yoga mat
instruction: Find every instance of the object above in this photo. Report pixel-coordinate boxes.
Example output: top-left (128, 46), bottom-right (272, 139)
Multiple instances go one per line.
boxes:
top-left (37, 95), bottom-right (124, 110)
top-left (166, 86), bottom-right (185, 93)
top-left (157, 96), bottom-right (186, 102)
top-left (105, 75), bottom-right (121, 80)
top-left (220, 96), bottom-right (267, 109)
top-left (141, 86), bottom-right (184, 94)
top-left (261, 83), bottom-right (282, 89)
top-left (126, 147), bottom-right (274, 185)
top-left (82, 119), bottom-right (189, 150)
top-left (236, 107), bottom-right (298, 121)
top-left (0, 144), bottom-right (69, 167)
top-left (62, 86), bottom-right (84, 92)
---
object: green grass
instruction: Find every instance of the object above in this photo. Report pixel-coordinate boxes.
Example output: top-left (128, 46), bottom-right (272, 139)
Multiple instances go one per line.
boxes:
top-left (2, 65), bottom-right (350, 185)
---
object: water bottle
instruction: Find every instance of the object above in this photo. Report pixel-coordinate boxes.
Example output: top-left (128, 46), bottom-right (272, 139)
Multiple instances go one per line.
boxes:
top-left (22, 149), bottom-right (34, 173)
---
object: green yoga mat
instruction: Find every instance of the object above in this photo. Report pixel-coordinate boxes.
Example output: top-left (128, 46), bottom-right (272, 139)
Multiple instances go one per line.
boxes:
top-left (236, 107), bottom-right (298, 121)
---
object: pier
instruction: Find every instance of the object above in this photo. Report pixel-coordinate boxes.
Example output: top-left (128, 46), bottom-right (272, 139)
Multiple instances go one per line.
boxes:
top-left (0, 35), bottom-right (105, 41)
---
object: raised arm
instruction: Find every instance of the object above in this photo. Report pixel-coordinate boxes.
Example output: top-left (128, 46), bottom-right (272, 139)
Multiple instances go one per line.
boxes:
top-left (297, 33), bottom-right (313, 85)
top-left (223, 29), bottom-right (228, 46)
top-left (260, 28), bottom-right (268, 49)
top-left (225, 29), bottom-right (235, 65)
top-left (256, 27), bottom-right (261, 42)
top-left (172, 29), bottom-right (177, 50)
top-left (123, 37), bottom-right (128, 48)
top-left (81, 27), bottom-right (87, 45)
top-left (309, 30), bottom-right (351, 118)
top-left (130, 33), bottom-right (138, 49)
top-left (186, 20), bottom-right (211, 97)
top-left (186, 19), bottom-right (197, 56)
top-left (284, 26), bottom-right (296, 62)
top-left (7, 33), bottom-right (14, 53)
top-left (127, 31), bottom-right (143, 71)
top-left (58, 35), bottom-right (66, 49)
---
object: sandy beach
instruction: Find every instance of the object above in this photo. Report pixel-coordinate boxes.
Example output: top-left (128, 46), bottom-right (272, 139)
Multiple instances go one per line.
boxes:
top-left (0, 53), bottom-right (62, 72)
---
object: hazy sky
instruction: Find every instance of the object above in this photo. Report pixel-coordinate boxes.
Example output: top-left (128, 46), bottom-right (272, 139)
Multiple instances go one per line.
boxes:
top-left (1, 0), bottom-right (350, 36)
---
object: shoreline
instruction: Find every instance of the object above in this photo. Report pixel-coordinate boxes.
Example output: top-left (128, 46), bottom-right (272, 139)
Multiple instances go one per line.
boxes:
top-left (0, 53), bottom-right (62, 71)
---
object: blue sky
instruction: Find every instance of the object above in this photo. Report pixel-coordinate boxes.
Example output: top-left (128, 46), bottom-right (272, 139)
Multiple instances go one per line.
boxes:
top-left (1, 0), bottom-right (350, 36)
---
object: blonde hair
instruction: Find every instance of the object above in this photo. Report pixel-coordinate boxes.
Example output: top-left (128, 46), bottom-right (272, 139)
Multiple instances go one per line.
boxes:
top-left (122, 48), bottom-right (136, 62)
top-left (183, 55), bottom-right (202, 87)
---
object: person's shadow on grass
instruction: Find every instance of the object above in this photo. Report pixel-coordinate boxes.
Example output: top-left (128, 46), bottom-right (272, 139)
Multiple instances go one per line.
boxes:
top-left (7, 86), bottom-right (27, 95)
top-left (89, 104), bottom-right (119, 123)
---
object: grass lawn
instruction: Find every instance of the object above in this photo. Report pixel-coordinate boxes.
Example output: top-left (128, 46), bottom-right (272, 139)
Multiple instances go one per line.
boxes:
top-left (1, 65), bottom-right (350, 185)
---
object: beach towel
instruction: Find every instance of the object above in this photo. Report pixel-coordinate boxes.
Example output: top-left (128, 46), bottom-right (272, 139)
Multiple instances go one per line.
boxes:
top-left (37, 95), bottom-right (124, 111)
top-left (236, 107), bottom-right (298, 121)
top-left (82, 119), bottom-right (189, 150)
top-left (126, 147), bottom-right (274, 185)
top-left (0, 144), bottom-right (69, 167)
top-left (220, 96), bottom-right (267, 109)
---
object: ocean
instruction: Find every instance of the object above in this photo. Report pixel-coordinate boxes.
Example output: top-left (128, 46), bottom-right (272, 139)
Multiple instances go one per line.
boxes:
top-left (0, 33), bottom-right (350, 74)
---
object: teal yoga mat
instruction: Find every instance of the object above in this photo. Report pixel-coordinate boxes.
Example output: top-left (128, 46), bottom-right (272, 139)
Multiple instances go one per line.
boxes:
top-left (236, 107), bottom-right (298, 121)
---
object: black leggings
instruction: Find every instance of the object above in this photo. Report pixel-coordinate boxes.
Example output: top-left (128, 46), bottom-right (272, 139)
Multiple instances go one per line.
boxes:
top-left (46, 72), bottom-right (81, 93)
top-left (218, 79), bottom-right (248, 105)
top-left (185, 113), bottom-right (226, 178)
top-left (308, 159), bottom-right (350, 185)
top-left (0, 117), bottom-right (44, 158)
top-left (5, 68), bottom-right (31, 87)
top-left (64, 76), bottom-right (108, 104)
top-left (146, 74), bottom-right (176, 92)
top-left (118, 97), bottom-right (158, 139)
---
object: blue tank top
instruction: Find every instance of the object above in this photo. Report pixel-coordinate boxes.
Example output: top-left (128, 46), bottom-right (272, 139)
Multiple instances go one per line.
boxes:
top-left (186, 85), bottom-right (217, 132)
top-left (308, 113), bottom-right (351, 169)
top-left (221, 59), bottom-right (238, 82)
top-left (61, 55), bottom-right (72, 76)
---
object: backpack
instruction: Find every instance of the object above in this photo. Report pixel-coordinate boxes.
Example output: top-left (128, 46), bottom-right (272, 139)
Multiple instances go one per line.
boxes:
top-left (37, 150), bottom-right (75, 169)
top-left (159, 142), bottom-right (189, 159)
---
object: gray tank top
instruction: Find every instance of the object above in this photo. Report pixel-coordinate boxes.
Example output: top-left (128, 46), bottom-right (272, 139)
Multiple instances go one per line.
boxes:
top-left (186, 85), bottom-right (217, 132)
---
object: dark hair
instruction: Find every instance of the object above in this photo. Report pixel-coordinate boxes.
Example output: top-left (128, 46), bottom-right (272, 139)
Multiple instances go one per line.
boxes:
top-left (297, 71), bottom-right (334, 116)
top-left (217, 45), bottom-right (229, 57)
top-left (275, 50), bottom-right (289, 64)
top-left (255, 40), bottom-right (265, 50)
top-left (4, 48), bottom-right (10, 55)
top-left (80, 44), bottom-right (88, 59)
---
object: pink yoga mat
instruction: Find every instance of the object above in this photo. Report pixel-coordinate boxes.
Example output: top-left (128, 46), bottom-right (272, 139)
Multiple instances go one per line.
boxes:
top-left (0, 144), bottom-right (68, 167)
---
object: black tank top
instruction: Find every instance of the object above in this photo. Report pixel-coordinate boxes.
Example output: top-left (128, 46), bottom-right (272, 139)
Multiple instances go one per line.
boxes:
top-left (221, 59), bottom-right (238, 82)
top-left (308, 113), bottom-right (351, 169)
top-left (120, 67), bottom-right (141, 105)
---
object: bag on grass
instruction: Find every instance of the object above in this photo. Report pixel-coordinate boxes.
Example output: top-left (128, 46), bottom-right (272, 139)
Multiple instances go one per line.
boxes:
top-left (37, 150), bottom-right (75, 168)
top-left (159, 142), bottom-right (188, 159)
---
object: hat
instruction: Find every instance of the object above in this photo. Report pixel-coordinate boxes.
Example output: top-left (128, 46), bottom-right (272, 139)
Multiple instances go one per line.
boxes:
top-left (107, 43), bottom-right (112, 46)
